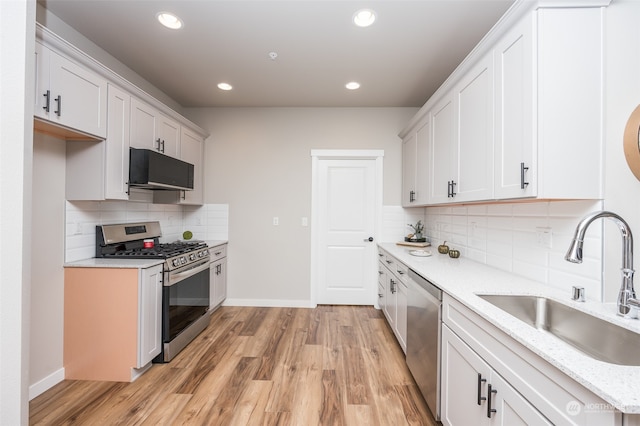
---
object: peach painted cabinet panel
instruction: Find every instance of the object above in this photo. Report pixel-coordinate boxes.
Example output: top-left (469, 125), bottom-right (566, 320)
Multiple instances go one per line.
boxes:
top-left (64, 264), bottom-right (162, 382)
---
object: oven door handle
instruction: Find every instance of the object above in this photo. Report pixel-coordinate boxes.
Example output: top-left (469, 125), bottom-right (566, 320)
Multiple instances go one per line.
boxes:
top-left (166, 259), bottom-right (210, 287)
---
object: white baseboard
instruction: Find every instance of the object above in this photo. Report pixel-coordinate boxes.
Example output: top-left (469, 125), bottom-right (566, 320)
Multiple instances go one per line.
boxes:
top-left (29, 367), bottom-right (65, 400)
top-left (223, 298), bottom-right (316, 308)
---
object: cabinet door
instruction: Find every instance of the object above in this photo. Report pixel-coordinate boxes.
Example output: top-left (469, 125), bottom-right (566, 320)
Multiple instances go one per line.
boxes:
top-left (48, 49), bottom-right (107, 138)
top-left (489, 372), bottom-right (552, 426)
top-left (210, 258), bottom-right (227, 309)
top-left (494, 15), bottom-right (536, 199)
top-left (105, 84), bottom-right (130, 200)
top-left (441, 324), bottom-right (491, 426)
top-left (179, 127), bottom-right (204, 205)
top-left (385, 274), bottom-right (397, 331)
top-left (130, 97), bottom-right (159, 151)
top-left (455, 54), bottom-right (494, 202)
top-left (402, 132), bottom-right (418, 206)
top-left (429, 94), bottom-right (456, 204)
top-left (396, 280), bottom-right (407, 353)
top-left (216, 258), bottom-right (227, 306)
top-left (138, 265), bottom-right (163, 367)
top-left (415, 119), bottom-right (430, 205)
top-left (158, 114), bottom-right (181, 158)
top-left (34, 42), bottom-right (49, 120)
top-left (377, 261), bottom-right (387, 313)
top-left (403, 119), bottom-right (431, 206)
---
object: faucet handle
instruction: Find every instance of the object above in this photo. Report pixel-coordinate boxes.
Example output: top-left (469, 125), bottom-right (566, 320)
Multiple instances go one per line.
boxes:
top-left (628, 298), bottom-right (640, 319)
top-left (571, 286), bottom-right (585, 302)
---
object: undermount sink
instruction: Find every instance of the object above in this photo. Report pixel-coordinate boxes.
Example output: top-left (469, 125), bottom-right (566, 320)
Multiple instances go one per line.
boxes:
top-left (478, 294), bottom-right (640, 366)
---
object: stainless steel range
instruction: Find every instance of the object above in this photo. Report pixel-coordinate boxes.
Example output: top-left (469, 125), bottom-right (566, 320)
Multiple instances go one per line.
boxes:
top-left (96, 221), bottom-right (210, 362)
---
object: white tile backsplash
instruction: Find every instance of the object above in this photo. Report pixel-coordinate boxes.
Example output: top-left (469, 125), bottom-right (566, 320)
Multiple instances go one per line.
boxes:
top-left (382, 200), bottom-right (605, 301)
top-left (65, 202), bottom-right (229, 263)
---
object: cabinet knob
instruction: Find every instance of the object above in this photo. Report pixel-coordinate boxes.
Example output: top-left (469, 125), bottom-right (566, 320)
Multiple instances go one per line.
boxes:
top-left (43, 90), bottom-right (50, 112)
top-left (364, 237), bottom-right (374, 242)
top-left (520, 162), bottom-right (530, 189)
top-left (54, 95), bottom-right (62, 117)
top-left (477, 373), bottom-right (487, 405)
top-left (487, 384), bottom-right (497, 418)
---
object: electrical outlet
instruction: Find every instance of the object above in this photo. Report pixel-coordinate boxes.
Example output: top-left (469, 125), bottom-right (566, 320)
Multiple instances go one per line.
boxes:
top-left (301, 217), bottom-right (308, 227)
top-left (273, 217), bottom-right (279, 226)
top-left (536, 227), bottom-right (552, 248)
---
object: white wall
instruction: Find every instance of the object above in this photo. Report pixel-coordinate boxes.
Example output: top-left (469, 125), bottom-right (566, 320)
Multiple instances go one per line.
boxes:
top-left (1, 0), bottom-right (35, 423)
top-left (29, 134), bottom-right (66, 399)
top-left (602, 0), bottom-right (640, 303)
top-left (184, 107), bottom-right (417, 305)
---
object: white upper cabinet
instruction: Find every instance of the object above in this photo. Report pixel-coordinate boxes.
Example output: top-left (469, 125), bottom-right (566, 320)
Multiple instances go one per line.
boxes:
top-left (104, 84), bottom-right (131, 200)
top-left (429, 94), bottom-right (456, 204)
top-left (179, 127), bottom-right (205, 205)
top-left (399, 1), bottom-right (606, 206)
top-left (65, 83), bottom-right (130, 201)
top-left (535, 7), bottom-right (603, 200)
top-left (401, 118), bottom-right (430, 206)
top-left (130, 98), bottom-right (181, 158)
top-left (454, 53), bottom-right (494, 202)
top-left (494, 15), bottom-right (535, 199)
top-left (402, 132), bottom-right (418, 206)
top-left (34, 42), bottom-right (107, 138)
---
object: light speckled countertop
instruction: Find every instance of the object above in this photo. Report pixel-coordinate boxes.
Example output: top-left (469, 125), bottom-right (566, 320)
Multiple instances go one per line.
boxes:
top-left (379, 242), bottom-right (640, 414)
top-left (64, 258), bottom-right (164, 268)
top-left (205, 240), bottom-right (228, 248)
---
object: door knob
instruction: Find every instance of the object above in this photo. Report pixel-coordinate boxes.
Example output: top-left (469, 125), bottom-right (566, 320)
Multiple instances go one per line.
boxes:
top-left (364, 237), bottom-right (374, 242)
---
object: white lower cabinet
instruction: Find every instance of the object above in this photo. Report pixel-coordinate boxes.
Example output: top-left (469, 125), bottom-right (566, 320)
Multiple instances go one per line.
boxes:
top-left (209, 244), bottom-right (228, 310)
top-left (442, 294), bottom-right (622, 426)
top-left (377, 247), bottom-right (407, 353)
top-left (442, 325), bottom-right (551, 425)
top-left (138, 265), bottom-right (163, 367)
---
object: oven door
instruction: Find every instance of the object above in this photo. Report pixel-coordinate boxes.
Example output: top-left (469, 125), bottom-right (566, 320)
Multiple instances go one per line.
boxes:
top-left (158, 258), bottom-right (210, 362)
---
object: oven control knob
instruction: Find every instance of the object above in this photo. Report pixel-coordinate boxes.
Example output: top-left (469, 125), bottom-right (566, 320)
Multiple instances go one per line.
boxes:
top-left (180, 256), bottom-right (187, 265)
top-left (189, 253), bottom-right (196, 261)
top-left (172, 259), bottom-right (180, 267)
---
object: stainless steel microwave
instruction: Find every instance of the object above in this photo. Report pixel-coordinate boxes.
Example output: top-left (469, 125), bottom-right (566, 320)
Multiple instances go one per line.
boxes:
top-left (129, 148), bottom-right (194, 191)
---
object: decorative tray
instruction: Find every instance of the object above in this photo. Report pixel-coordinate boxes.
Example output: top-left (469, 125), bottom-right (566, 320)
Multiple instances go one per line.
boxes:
top-left (409, 249), bottom-right (432, 257)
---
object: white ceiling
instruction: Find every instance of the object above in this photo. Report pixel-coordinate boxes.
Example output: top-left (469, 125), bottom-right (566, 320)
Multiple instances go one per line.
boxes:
top-left (39, 0), bottom-right (515, 108)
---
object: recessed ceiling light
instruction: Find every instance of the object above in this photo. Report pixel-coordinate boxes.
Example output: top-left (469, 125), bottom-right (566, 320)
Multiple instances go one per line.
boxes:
top-left (157, 12), bottom-right (183, 30)
top-left (353, 9), bottom-right (376, 27)
top-left (217, 83), bottom-right (233, 91)
top-left (346, 82), bottom-right (361, 90)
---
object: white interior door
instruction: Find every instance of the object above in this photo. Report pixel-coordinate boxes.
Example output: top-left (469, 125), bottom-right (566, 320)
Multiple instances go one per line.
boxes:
top-left (314, 155), bottom-right (379, 305)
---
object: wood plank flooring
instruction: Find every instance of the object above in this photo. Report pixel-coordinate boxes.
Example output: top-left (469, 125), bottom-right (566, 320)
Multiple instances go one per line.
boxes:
top-left (30, 305), bottom-right (438, 425)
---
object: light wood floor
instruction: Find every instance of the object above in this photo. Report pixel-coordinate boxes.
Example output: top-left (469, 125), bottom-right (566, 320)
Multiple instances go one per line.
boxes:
top-left (30, 305), bottom-right (438, 425)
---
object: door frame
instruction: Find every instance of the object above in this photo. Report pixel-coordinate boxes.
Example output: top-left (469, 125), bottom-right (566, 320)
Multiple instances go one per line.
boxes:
top-left (310, 149), bottom-right (384, 308)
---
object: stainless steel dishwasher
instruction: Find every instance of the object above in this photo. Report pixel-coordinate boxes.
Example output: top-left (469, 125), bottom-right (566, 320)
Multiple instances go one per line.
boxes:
top-left (406, 268), bottom-right (442, 421)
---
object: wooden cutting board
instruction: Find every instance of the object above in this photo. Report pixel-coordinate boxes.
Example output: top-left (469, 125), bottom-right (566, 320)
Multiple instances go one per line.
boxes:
top-left (396, 241), bottom-right (431, 248)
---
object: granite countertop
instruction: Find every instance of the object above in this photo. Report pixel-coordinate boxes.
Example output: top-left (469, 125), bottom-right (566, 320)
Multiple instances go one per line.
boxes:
top-left (64, 258), bottom-right (165, 269)
top-left (205, 240), bottom-right (228, 248)
top-left (378, 242), bottom-right (640, 414)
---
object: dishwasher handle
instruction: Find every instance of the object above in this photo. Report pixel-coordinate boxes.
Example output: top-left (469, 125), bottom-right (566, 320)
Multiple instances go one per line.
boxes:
top-left (408, 269), bottom-right (442, 301)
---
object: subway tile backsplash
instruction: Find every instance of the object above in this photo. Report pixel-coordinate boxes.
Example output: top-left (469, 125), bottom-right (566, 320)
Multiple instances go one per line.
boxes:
top-left (65, 201), bottom-right (229, 263)
top-left (384, 200), bottom-right (605, 301)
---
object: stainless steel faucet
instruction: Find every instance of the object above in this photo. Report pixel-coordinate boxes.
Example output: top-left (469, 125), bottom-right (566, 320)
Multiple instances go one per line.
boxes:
top-left (565, 211), bottom-right (637, 318)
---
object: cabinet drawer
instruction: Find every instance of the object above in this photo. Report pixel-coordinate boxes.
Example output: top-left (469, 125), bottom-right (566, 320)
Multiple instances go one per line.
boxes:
top-left (394, 261), bottom-right (409, 284)
top-left (443, 295), bottom-right (619, 425)
top-left (209, 244), bottom-right (227, 261)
